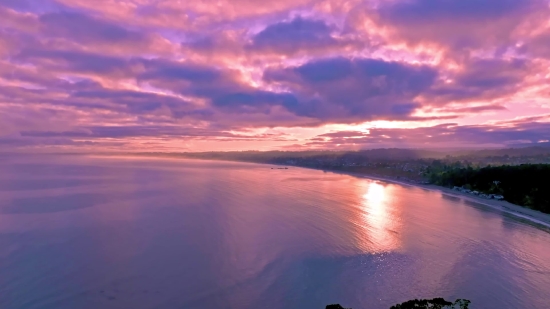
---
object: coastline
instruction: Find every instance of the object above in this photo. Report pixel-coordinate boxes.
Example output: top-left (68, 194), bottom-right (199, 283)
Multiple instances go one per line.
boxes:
top-left (93, 153), bottom-right (550, 230)
top-left (325, 169), bottom-right (550, 230)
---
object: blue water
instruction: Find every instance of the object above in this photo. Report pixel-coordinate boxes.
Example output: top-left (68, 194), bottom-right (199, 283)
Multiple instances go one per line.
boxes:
top-left (0, 154), bottom-right (549, 309)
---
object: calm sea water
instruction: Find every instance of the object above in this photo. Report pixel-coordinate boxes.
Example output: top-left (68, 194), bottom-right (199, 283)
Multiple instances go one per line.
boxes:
top-left (1, 155), bottom-right (549, 309)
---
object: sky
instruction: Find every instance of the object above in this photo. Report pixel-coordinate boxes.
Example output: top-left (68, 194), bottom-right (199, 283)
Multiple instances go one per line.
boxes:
top-left (1, 0), bottom-right (549, 152)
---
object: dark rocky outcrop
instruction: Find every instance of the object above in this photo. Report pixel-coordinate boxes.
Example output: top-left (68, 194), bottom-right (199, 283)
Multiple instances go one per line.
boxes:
top-left (326, 298), bottom-right (471, 309)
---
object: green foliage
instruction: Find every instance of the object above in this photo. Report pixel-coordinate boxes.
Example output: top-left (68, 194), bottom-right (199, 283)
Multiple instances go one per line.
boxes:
top-left (429, 164), bottom-right (550, 213)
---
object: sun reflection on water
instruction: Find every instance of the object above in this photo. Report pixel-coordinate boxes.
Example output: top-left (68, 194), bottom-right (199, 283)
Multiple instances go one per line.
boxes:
top-left (364, 182), bottom-right (386, 205)
top-left (360, 182), bottom-right (401, 252)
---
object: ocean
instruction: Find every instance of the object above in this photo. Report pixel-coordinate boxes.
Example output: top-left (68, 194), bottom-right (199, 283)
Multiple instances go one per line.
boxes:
top-left (1, 154), bottom-right (549, 309)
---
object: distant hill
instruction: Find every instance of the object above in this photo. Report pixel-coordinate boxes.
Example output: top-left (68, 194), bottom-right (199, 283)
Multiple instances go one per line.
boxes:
top-left (129, 146), bottom-right (550, 164)
top-left (176, 148), bottom-right (447, 161)
top-left (174, 146), bottom-right (550, 162)
top-left (454, 146), bottom-right (550, 158)
top-left (510, 142), bottom-right (550, 148)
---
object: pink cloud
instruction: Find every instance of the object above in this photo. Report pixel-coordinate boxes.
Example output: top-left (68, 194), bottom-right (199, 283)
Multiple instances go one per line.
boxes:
top-left (0, 0), bottom-right (548, 151)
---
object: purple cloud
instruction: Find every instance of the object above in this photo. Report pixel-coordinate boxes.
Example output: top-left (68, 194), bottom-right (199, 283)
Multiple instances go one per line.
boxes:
top-left (15, 49), bottom-right (129, 74)
top-left (138, 58), bottom-right (222, 83)
top-left (311, 120), bottom-right (550, 149)
top-left (374, 0), bottom-right (548, 52)
top-left (0, 0), bottom-right (63, 13)
top-left (0, 0), bottom-right (548, 151)
top-left (264, 57), bottom-right (438, 121)
top-left (250, 17), bottom-right (336, 53)
top-left (427, 58), bottom-right (530, 103)
top-left (381, 0), bottom-right (528, 22)
top-left (40, 11), bottom-right (146, 44)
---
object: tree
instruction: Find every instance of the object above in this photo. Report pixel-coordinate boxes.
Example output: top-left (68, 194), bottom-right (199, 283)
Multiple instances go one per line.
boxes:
top-left (326, 298), bottom-right (471, 309)
top-left (390, 298), bottom-right (470, 309)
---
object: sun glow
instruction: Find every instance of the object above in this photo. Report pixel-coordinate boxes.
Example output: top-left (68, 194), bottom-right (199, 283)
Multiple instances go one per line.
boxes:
top-left (363, 182), bottom-right (386, 205)
top-left (360, 182), bottom-right (401, 252)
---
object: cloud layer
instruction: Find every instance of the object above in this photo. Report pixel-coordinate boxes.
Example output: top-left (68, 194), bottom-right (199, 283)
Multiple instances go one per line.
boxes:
top-left (0, 0), bottom-right (549, 151)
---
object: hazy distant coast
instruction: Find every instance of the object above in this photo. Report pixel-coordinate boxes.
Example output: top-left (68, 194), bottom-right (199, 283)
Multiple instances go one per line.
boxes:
top-left (112, 147), bottom-right (550, 229)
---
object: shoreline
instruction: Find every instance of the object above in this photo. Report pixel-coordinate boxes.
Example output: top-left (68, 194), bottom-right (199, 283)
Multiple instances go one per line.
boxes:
top-left (91, 153), bottom-right (550, 230)
top-left (324, 169), bottom-right (550, 230)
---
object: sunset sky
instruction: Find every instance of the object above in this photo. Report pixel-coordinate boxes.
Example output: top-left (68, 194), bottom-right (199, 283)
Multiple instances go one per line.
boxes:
top-left (1, 0), bottom-right (550, 151)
